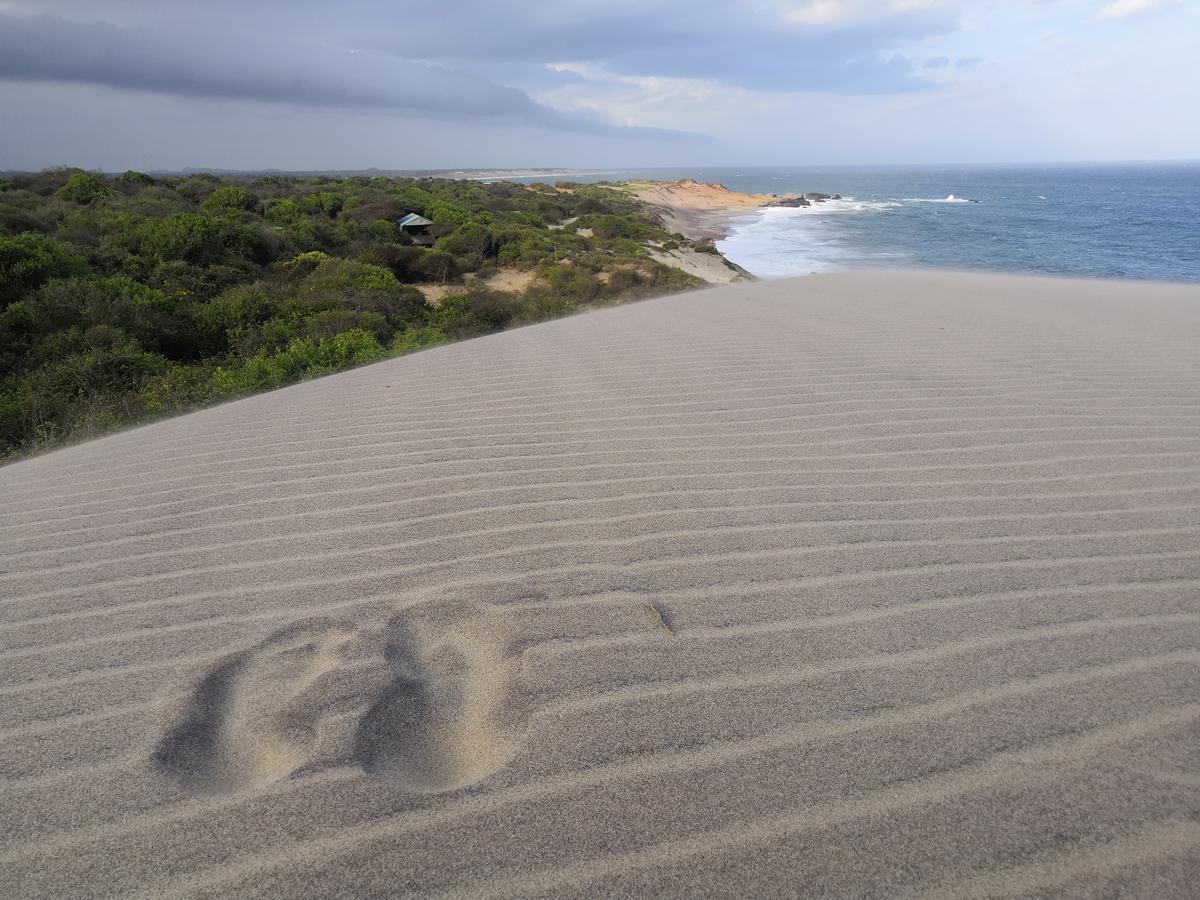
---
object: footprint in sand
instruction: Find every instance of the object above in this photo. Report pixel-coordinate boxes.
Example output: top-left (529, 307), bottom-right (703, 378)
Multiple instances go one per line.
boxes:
top-left (154, 619), bottom-right (355, 794)
top-left (353, 611), bottom-right (528, 793)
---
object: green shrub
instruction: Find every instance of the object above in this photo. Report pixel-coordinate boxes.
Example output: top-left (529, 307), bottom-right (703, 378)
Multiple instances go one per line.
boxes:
top-left (133, 214), bottom-right (225, 264)
top-left (130, 213), bottom-right (275, 267)
top-left (304, 308), bottom-right (391, 343)
top-left (203, 187), bottom-right (259, 212)
top-left (606, 268), bottom-right (645, 294)
top-left (174, 174), bottom-right (221, 201)
top-left (216, 328), bottom-right (386, 394)
top-left (0, 232), bottom-right (86, 305)
top-left (436, 223), bottom-right (499, 263)
top-left (431, 287), bottom-right (521, 339)
top-left (277, 254), bottom-right (430, 340)
top-left (30, 276), bottom-right (201, 360)
top-left (538, 263), bottom-right (602, 302)
top-left (146, 260), bottom-right (252, 304)
top-left (0, 327), bottom-right (171, 455)
top-left (116, 171), bottom-right (155, 187)
top-left (411, 248), bottom-right (460, 283)
top-left (357, 244), bottom-right (426, 283)
top-left (392, 325), bottom-right (448, 355)
top-left (55, 173), bottom-right (113, 204)
top-left (138, 364), bottom-right (220, 417)
top-left (196, 283), bottom-right (279, 349)
top-left (515, 293), bottom-right (576, 324)
top-left (264, 198), bottom-right (303, 224)
top-left (297, 192), bottom-right (344, 218)
top-left (425, 199), bottom-right (471, 226)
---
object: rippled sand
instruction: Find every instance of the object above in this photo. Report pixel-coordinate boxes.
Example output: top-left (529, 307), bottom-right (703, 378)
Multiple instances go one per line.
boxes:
top-left (3, 271), bottom-right (1199, 898)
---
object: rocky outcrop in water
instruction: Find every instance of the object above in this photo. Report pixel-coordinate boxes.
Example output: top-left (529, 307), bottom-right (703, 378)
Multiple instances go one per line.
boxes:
top-left (769, 191), bottom-right (843, 208)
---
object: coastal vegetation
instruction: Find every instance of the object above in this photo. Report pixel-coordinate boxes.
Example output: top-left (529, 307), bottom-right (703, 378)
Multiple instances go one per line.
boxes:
top-left (0, 169), bottom-right (707, 459)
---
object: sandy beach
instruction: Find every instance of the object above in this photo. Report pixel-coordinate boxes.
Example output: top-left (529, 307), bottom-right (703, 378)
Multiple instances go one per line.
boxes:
top-left (2, 271), bottom-right (1200, 897)
top-left (628, 179), bottom-right (776, 241)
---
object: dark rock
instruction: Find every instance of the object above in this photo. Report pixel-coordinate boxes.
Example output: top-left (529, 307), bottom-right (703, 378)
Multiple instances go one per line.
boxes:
top-left (804, 192), bottom-right (832, 201)
top-left (774, 197), bottom-right (810, 208)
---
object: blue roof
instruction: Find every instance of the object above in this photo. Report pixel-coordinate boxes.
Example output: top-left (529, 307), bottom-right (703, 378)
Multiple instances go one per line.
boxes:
top-left (398, 213), bottom-right (433, 228)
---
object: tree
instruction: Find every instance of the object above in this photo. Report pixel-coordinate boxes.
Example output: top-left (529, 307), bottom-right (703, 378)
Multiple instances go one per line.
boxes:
top-left (202, 187), bottom-right (259, 212)
top-left (133, 213), bottom-right (275, 267)
top-left (264, 198), bottom-right (303, 225)
top-left (134, 214), bottom-right (225, 264)
top-left (412, 248), bottom-right (460, 284)
top-left (436, 223), bottom-right (500, 265)
top-left (0, 233), bottom-right (85, 306)
top-left (55, 173), bottom-right (113, 204)
top-left (357, 244), bottom-right (427, 283)
top-left (116, 171), bottom-right (156, 187)
top-left (297, 192), bottom-right (344, 218)
top-left (425, 199), bottom-right (471, 226)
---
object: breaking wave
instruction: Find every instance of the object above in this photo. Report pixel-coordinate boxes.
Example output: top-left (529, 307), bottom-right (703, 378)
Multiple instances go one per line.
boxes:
top-left (716, 197), bottom-right (905, 278)
top-left (902, 194), bottom-right (973, 203)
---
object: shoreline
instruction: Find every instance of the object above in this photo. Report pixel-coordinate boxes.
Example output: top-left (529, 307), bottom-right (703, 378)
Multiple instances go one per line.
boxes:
top-left (625, 179), bottom-right (845, 281)
top-left (627, 179), bottom-right (776, 242)
top-left (626, 179), bottom-right (775, 282)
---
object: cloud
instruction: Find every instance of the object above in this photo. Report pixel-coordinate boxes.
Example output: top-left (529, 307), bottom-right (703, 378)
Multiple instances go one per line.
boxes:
top-left (1095, 0), bottom-right (1180, 21)
top-left (2, 0), bottom-right (1197, 170)
top-left (773, 0), bottom-right (957, 31)
top-left (0, 11), bottom-right (684, 137)
top-left (373, 1), bottom-right (962, 92)
top-left (0, 2), bottom-right (968, 98)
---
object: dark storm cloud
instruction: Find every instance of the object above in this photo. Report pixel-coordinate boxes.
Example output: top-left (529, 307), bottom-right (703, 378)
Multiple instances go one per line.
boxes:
top-left (4, 1), bottom-right (963, 95)
top-left (364, 1), bottom-right (960, 93)
top-left (0, 11), bottom-right (684, 136)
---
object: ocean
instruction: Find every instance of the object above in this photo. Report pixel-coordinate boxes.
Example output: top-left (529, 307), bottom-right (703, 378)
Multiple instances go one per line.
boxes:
top-left (511, 164), bottom-right (1200, 283)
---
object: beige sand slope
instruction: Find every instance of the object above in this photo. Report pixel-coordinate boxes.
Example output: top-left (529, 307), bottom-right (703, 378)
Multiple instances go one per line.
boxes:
top-left (630, 179), bottom-right (774, 240)
top-left (2, 271), bottom-right (1200, 898)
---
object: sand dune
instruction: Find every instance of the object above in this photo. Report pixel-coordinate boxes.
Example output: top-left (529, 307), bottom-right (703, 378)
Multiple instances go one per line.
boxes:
top-left (2, 271), bottom-right (1200, 898)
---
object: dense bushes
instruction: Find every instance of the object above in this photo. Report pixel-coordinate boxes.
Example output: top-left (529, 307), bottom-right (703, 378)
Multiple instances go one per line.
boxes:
top-left (55, 173), bottom-right (114, 204)
top-left (203, 187), bottom-right (259, 212)
top-left (0, 170), bottom-right (705, 459)
top-left (0, 233), bottom-right (85, 305)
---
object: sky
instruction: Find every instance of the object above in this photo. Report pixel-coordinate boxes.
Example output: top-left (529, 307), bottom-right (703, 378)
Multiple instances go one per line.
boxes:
top-left (0, 0), bottom-right (1197, 171)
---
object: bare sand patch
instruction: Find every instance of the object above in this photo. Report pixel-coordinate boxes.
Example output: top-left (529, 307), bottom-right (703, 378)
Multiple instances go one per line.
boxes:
top-left (648, 246), bottom-right (752, 284)
top-left (414, 269), bottom-right (540, 304)
top-left (413, 282), bottom-right (458, 303)
top-left (484, 268), bottom-right (538, 294)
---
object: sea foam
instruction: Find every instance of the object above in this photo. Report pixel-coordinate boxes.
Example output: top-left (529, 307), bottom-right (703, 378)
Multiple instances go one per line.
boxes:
top-left (902, 194), bottom-right (972, 203)
top-left (717, 197), bottom-right (903, 278)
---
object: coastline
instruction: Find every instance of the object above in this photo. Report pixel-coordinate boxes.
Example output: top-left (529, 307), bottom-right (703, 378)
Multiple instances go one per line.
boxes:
top-left (625, 179), bottom-right (776, 282)
top-left (627, 179), bottom-right (776, 242)
top-left (624, 180), bottom-right (772, 241)
top-left (624, 178), bottom-right (846, 281)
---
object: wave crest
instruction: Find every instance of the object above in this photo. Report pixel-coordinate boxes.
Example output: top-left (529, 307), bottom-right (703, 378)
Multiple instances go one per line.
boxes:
top-left (902, 194), bottom-right (972, 203)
